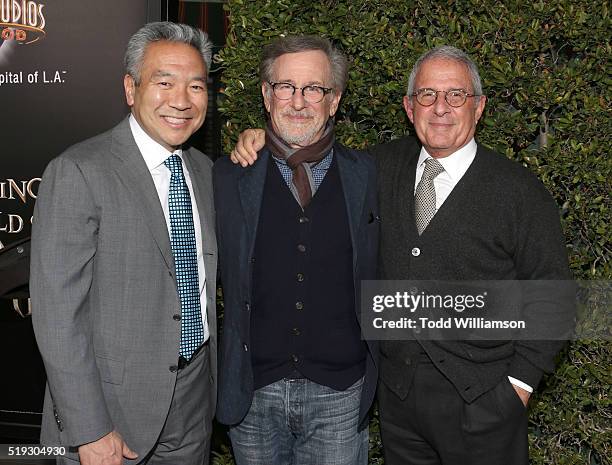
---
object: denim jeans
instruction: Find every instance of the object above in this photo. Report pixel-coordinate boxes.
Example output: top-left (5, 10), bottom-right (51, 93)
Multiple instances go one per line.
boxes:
top-left (229, 376), bottom-right (368, 465)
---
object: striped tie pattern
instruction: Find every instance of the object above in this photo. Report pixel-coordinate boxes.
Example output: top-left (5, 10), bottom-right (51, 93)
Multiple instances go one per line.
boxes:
top-left (164, 154), bottom-right (203, 360)
top-left (414, 157), bottom-right (445, 235)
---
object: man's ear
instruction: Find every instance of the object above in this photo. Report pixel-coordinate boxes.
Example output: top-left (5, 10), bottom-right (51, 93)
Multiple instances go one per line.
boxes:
top-left (328, 91), bottom-right (342, 117)
top-left (403, 95), bottom-right (415, 124)
top-left (262, 82), bottom-right (271, 113)
top-left (474, 95), bottom-right (487, 124)
top-left (124, 74), bottom-right (135, 107)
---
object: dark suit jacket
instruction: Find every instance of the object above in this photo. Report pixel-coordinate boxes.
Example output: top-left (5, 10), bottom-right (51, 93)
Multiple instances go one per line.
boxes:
top-left (213, 143), bottom-right (379, 428)
top-left (370, 136), bottom-right (573, 402)
top-left (30, 117), bottom-right (217, 459)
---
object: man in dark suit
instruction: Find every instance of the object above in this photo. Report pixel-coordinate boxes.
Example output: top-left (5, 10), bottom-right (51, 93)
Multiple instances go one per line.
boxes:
top-left (230, 45), bottom-right (572, 465)
top-left (30, 22), bottom-right (217, 465)
top-left (214, 35), bottom-right (379, 465)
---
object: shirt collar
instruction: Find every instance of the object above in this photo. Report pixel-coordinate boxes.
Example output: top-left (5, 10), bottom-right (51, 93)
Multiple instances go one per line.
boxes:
top-left (417, 138), bottom-right (477, 181)
top-left (129, 114), bottom-right (182, 171)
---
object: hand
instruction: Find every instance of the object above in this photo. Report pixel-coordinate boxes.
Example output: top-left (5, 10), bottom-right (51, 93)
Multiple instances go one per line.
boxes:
top-left (511, 384), bottom-right (531, 407)
top-left (78, 430), bottom-right (138, 465)
top-left (230, 128), bottom-right (266, 166)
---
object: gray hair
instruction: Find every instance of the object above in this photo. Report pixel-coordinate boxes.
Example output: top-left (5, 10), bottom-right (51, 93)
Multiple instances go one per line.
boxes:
top-left (407, 45), bottom-right (483, 98)
top-left (260, 35), bottom-right (348, 93)
top-left (125, 21), bottom-right (213, 85)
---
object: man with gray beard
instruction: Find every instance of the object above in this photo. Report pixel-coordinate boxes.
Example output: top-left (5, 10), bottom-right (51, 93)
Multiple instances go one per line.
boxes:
top-left (213, 35), bottom-right (379, 465)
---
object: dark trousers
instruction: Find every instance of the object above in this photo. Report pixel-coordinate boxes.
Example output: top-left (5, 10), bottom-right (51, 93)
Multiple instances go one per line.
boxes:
top-left (378, 355), bottom-right (528, 465)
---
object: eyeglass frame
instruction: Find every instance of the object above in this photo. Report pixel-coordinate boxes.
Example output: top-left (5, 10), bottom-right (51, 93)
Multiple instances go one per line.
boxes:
top-left (410, 88), bottom-right (482, 108)
top-left (267, 81), bottom-right (334, 104)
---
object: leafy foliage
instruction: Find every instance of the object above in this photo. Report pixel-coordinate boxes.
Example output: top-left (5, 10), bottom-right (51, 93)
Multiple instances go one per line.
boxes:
top-left (216, 1), bottom-right (611, 463)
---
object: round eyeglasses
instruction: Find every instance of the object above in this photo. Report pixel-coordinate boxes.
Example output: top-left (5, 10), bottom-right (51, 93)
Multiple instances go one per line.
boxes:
top-left (411, 88), bottom-right (481, 108)
top-left (268, 81), bottom-right (333, 104)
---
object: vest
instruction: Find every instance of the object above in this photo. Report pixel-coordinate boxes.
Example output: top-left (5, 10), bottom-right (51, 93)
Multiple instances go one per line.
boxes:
top-left (251, 155), bottom-right (366, 390)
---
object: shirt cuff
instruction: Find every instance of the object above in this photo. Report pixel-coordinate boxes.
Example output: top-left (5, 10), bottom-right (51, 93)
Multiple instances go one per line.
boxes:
top-left (508, 376), bottom-right (533, 393)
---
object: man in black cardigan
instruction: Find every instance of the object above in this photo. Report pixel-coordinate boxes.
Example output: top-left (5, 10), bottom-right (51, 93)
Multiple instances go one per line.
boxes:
top-left (230, 45), bottom-right (572, 465)
top-left (369, 46), bottom-right (572, 465)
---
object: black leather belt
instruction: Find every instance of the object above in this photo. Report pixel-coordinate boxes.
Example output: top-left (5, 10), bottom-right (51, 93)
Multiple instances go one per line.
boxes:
top-left (178, 339), bottom-right (209, 370)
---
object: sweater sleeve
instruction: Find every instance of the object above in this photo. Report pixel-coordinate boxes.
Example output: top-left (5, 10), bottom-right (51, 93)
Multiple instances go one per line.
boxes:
top-left (506, 170), bottom-right (574, 388)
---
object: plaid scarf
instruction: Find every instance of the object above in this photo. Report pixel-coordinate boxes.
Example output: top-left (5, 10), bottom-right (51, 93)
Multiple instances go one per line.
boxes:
top-left (265, 120), bottom-right (335, 208)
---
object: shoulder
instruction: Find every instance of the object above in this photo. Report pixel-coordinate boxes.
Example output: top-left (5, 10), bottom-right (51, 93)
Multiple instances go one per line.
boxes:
top-left (61, 128), bottom-right (114, 164)
top-left (213, 153), bottom-right (243, 178)
top-left (185, 146), bottom-right (213, 171)
top-left (368, 135), bottom-right (420, 175)
top-left (42, 124), bottom-right (118, 178)
top-left (334, 143), bottom-right (375, 171)
top-left (476, 145), bottom-right (556, 203)
top-left (367, 135), bottom-right (421, 160)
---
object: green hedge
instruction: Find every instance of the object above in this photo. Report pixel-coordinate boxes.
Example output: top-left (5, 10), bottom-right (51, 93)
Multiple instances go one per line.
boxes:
top-left (215, 1), bottom-right (611, 463)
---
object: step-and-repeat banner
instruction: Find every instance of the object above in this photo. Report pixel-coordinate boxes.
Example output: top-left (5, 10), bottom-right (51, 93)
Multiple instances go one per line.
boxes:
top-left (1, 0), bottom-right (157, 245)
top-left (0, 0), bottom-right (159, 437)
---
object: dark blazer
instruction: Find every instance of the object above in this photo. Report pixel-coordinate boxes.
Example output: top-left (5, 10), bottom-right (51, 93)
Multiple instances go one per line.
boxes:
top-left (370, 136), bottom-right (573, 402)
top-left (213, 143), bottom-right (379, 428)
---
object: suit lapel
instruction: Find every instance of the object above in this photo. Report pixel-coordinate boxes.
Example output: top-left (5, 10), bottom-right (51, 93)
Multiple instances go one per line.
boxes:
top-left (336, 144), bottom-right (368, 271)
top-left (182, 149), bottom-right (216, 256)
top-left (238, 149), bottom-right (270, 261)
top-left (109, 118), bottom-right (174, 270)
top-left (182, 148), bottom-right (217, 345)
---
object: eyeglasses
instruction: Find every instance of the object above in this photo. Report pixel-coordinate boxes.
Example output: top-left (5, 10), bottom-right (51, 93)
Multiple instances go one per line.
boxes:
top-left (268, 81), bottom-right (333, 104)
top-left (411, 88), bottom-right (481, 108)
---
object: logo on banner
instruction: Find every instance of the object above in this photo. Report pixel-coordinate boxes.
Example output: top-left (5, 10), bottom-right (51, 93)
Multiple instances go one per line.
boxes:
top-left (0, 1), bottom-right (46, 45)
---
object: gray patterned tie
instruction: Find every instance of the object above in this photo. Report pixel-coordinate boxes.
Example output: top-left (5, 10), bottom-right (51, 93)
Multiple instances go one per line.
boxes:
top-left (414, 157), bottom-right (445, 235)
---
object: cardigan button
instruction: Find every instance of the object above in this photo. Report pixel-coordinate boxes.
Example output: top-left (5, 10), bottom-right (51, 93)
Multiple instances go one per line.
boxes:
top-left (292, 327), bottom-right (301, 336)
top-left (291, 354), bottom-right (299, 363)
top-left (295, 301), bottom-right (304, 310)
top-left (299, 216), bottom-right (309, 224)
top-left (411, 247), bottom-right (421, 257)
top-left (297, 244), bottom-right (306, 253)
top-left (297, 273), bottom-right (305, 282)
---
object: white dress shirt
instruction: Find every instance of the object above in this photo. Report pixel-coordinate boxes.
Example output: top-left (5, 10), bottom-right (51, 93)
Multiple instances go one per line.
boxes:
top-left (413, 138), bottom-right (532, 393)
top-left (129, 115), bottom-right (209, 342)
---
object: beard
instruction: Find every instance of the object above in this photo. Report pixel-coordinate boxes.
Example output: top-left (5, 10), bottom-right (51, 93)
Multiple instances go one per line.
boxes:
top-left (275, 109), bottom-right (325, 147)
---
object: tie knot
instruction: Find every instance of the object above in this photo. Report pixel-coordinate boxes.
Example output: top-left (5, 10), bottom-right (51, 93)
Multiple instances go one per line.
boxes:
top-left (163, 154), bottom-right (183, 176)
top-left (422, 157), bottom-right (444, 180)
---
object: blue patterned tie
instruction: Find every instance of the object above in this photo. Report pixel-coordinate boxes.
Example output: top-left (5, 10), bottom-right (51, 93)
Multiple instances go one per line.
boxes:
top-left (164, 154), bottom-right (203, 360)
